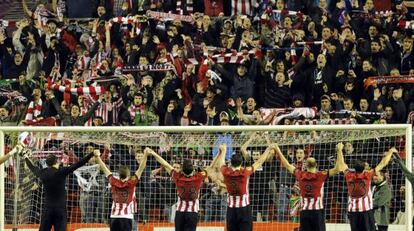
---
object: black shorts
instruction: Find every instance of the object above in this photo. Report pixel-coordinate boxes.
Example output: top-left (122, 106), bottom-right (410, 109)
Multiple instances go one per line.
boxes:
top-left (110, 218), bottom-right (132, 231)
top-left (175, 211), bottom-right (199, 231)
top-left (348, 210), bottom-right (375, 231)
top-left (299, 210), bottom-right (326, 231)
top-left (39, 208), bottom-right (67, 231)
top-left (226, 205), bottom-right (253, 231)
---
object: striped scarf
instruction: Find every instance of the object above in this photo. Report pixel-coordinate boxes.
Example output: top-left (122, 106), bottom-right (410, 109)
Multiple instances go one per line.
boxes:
top-left (25, 99), bottom-right (43, 121)
top-left (48, 81), bottom-right (105, 97)
top-left (176, 0), bottom-right (193, 14)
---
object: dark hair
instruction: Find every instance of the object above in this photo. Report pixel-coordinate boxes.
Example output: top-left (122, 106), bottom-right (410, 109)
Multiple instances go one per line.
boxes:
top-left (118, 166), bottom-right (130, 180)
top-left (46, 154), bottom-right (58, 167)
top-left (231, 153), bottom-right (243, 167)
top-left (351, 159), bottom-right (366, 173)
top-left (182, 159), bottom-right (194, 176)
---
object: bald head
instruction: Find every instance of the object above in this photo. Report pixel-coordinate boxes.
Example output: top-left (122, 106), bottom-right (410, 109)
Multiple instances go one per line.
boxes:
top-left (305, 157), bottom-right (317, 170)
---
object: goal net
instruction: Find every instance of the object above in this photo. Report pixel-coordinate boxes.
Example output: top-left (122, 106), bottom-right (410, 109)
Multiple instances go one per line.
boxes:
top-left (0, 125), bottom-right (412, 231)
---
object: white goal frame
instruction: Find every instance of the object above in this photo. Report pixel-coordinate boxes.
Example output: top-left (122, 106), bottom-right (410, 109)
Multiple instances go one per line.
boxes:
top-left (0, 124), bottom-right (411, 231)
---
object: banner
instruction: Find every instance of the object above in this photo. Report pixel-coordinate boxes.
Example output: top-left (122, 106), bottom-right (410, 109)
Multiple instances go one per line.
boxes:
top-left (364, 75), bottom-right (414, 89)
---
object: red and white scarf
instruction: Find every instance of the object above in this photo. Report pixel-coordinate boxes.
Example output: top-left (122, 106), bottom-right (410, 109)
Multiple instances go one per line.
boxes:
top-left (25, 99), bottom-right (43, 121)
top-left (48, 81), bottom-right (105, 96)
top-left (147, 10), bottom-right (194, 23)
top-left (176, 0), bottom-right (193, 14)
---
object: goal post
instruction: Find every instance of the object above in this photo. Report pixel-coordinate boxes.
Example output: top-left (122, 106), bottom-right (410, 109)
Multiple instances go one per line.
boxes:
top-left (0, 124), bottom-right (412, 231)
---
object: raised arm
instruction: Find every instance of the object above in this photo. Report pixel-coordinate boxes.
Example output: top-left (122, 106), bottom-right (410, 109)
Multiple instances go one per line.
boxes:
top-left (206, 144), bottom-right (227, 176)
top-left (23, 149), bottom-right (41, 177)
top-left (60, 151), bottom-right (94, 175)
top-left (0, 143), bottom-right (23, 165)
top-left (135, 148), bottom-right (149, 179)
top-left (240, 132), bottom-right (257, 161)
top-left (148, 148), bottom-right (174, 174)
top-left (252, 147), bottom-right (272, 172)
top-left (22, 0), bottom-right (33, 17)
top-left (375, 147), bottom-right (396, 173)
top-left (393, 153), bottom-right (414, 185)
top-left (94, 150), bottom-right (112, 177)
top-left (329, 142), bottom-right (346, 175)
top-left (403, 1), bottom-right (414, 7)
top-left (273, 144), bottom-right (295, 174)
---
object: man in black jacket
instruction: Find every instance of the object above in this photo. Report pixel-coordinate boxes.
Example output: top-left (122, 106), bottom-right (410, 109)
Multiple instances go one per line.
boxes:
top-left (23, 148), bottom-right (94, 231)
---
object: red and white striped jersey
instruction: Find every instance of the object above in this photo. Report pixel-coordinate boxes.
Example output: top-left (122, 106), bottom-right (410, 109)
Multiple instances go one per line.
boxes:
top-left (294, 169), bottom-right (328, 210)
top-left (108, 174), bottom-right (138, 219)
top-left (221, 166), bottom-right (253, 208)
top-left (172, 171), bottom-right (207, 213)
top-left (344, 169), bottom-right (375, 212)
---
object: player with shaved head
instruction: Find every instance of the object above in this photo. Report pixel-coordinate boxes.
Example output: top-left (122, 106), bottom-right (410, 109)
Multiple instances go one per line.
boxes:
top-left (275, 144), bottom-right (343, 231)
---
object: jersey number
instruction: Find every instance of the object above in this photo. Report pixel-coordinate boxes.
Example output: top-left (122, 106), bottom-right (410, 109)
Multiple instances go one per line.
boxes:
top-left (115, 189), bottom-right (129, 203)
top-left (179, 186), bottom-right (197, 200)
top-left (304, 183), bottom-right (313, 197)
top-left (349, 181), bottom-right (367, 198)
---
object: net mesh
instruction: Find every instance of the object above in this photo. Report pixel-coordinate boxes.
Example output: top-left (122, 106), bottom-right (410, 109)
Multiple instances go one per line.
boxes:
top-left (1, 127), bottom-right (411, 231)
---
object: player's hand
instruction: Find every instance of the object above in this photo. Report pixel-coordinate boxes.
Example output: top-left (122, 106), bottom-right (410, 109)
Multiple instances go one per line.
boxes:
top-left (219, 144), bottom-right (226, 153)
top-left (389, 147), bottom-right (398, 154)
top-left (336, 142), bottom-right (344, 151)
top-left (144, 147), bottom-right (151, 156)
top-left (21, 148), bottom-right (32, 158)
top-left (93, 150), bottom-right (101, 157)
top-left (269, 143), bottom-right (279, 151)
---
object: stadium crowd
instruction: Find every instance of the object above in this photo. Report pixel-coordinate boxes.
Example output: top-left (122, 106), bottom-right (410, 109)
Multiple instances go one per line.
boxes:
top-left (0, 0), bottom-right (413, 127)
top-left (1, 0), bottom-right (414, 230)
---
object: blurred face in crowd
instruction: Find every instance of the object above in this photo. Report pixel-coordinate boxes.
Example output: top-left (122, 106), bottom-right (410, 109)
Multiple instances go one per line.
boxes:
top-left (393, 88), bottom-right (403, 101)
top-left (0, 107), bottom-right (9, 120)
top-left (322, 28), bottom-right (331, 40)
top-left (86, 145), bottom-right (94, 154)
top-left (243, 18), bottom-right (251, 29)
top-left (252, 110), bottom-right (261, 122)
top-left (326, 42), bottom-right (337, 55)
top-left (48, 21), bottom-right (57, 34)
top-left (359, 99), bottom-right (369, 112)
top-left (368, 26), bottom-right (378, 38)
top-left (385, 106), bottom-right (393, 119)
top-left (252, 150), bottom-right (261, 162)
top-left (320, 98), bottom-right (331, 111)
top-left (14, 53), bottom-right (23, 65)
top-left (32, 88), bottom-right (41, 100)
top-left (344, 142), bottom-right (354, 155)
top-left (78, 96), bottom-right (85, 107)
top-left (296, 148), bottom-right (305, 162)
top-left (275, 72), bottom-right (285, 85)
top-left (283, 17), bottom-right (292, 29)
top-left (246, 97), bottom-right (256, 111)
top-left (319, 0), bottom-right (327, 8)
top-left (390, 69), bottom-right (400, 76)
top-left (125, 43), bottom-right (131, 54)
top-left (364, 0), bottom-right (374, 11)
top-left (237, 65), bottom-right (247, 76)
top-left (317, 54), bottom-right (327, 68)
top-left (343, 99), bottom-right (354, 110)
top-left (71, 105), bottom-right (80, 118)
top-left (93, 117), bottom-right (103, 126)
top-left (370, 41), bottom-right (381, 53)
top-left (276, 0), bottom-right (285, 10)
top-left (276, 61), bottom-right (285, 73)
top-left (203, 16), bottom-right (211, 27)
top-left (139, 56), bottom-right (149, 65)
top-left (134, 95), bottom-right (143, 105)
top-left (61, 101), bottom-right (69, 113)
top-left (362, 60), bottom-right (372, 72)
top-left (403, 38), bottom-right (413, 53)
top-left (97, 6), bottom-right (106, 17)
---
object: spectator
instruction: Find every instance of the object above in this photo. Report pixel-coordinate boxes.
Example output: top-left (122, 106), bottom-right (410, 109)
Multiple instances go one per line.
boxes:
top-left (373, 171), bottom-right (392, 231)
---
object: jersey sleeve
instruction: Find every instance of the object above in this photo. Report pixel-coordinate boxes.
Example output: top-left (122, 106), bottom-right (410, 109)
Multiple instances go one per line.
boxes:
top-left (129, 175), bottom-right (139, 186)
top-left (171, 170), bottom-right (179, 183)
top-left (245, 166), bottom-right (254, 176)
top-left (220, 166), bottom-right (227, 175)
top-left (294, 168), bottom-right (302, 179)
top-left (366, 169), bottom-right (375, 179)
top-left (108, 174), bottom-right (117, 186)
